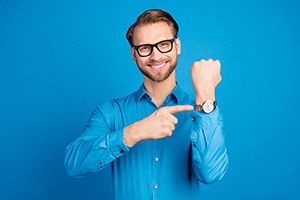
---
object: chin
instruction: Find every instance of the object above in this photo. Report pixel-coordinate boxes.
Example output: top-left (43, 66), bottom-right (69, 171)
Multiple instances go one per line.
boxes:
top-left (137, 59), bottom-right (177, 82)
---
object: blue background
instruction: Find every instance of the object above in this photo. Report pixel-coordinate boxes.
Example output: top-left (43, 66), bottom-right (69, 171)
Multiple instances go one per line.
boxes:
top-left (1, 0), bottom-right (299, 199)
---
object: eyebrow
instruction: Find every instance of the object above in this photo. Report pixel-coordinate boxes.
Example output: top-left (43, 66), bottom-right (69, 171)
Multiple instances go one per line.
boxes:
top-left (132, 37), bottom-right (175, 47)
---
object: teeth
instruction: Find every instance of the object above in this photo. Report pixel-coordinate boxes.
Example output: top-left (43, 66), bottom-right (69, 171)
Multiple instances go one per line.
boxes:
top-left (152, 63), bottom-right (165, 69)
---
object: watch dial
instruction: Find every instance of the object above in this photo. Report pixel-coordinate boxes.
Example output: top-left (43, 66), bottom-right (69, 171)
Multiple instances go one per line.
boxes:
top-left (203, 102), bottom-right (214, 113)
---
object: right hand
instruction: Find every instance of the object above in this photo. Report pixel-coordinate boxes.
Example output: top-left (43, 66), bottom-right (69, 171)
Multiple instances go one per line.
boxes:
top-left (124, 105), bottom-right (193, 146)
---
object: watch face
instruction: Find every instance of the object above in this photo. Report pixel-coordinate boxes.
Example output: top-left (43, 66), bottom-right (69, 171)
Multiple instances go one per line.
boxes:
top-left (203, 102), bottom-right (214, 113)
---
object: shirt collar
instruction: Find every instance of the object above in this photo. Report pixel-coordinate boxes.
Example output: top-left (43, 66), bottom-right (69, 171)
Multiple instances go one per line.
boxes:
top-left (136, 84), bottom-right (148, 101)
top-left (171, 83), bottom-right (186, 104)
top-left (136, 83), bottom-right (187, 104)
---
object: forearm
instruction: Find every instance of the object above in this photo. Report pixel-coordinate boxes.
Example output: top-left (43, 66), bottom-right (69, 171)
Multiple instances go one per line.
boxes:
top-left (191, 108), bottom-right (229, 184)
top-left (195, 90), bottom-right (215, 105)
top-left (64, 129), bottom-right (129, 178)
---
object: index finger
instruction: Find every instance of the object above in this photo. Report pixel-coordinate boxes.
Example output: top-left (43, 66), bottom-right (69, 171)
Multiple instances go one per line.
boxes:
top-left (162, 105), bottom-right (194, 114)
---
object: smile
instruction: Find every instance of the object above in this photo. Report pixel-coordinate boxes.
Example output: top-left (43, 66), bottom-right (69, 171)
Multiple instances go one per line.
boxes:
top-left (148, 62), bottom-right (167, 71)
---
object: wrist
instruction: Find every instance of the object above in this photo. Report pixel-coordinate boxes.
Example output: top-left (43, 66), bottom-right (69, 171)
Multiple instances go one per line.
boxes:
top-left (124, 123), bottom-right (142, 146)
top-left (194, 100), bottom-right (217, 113)
top-left (195, 91), bottom-right (215, 105)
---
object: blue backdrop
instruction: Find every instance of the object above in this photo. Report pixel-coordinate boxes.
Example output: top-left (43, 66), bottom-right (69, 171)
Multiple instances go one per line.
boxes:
top-left (1, 0), bottom-right (299, 199)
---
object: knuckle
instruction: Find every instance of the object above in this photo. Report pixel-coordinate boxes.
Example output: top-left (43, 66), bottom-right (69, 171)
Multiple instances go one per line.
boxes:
top-left (163, 127), bottom-right (170, 134)
top-left (156, 108), bottom-right (163, 114)
top-left (214, 60), bottom-right (221, 67)
top-left (173, 108), bottom-right (179, 113)
top-left (191, 62), bottom-right (198, 70)
top-left (156, 109), bottom-right (166, 116)
top-left (163, 119), bottom-right (170, 126)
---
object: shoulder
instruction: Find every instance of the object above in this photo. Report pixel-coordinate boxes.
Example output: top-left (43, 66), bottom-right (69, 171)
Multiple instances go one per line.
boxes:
top-left (95, 91), bottom-right (138, 113)
top-left (113, 91), bottom-right (138, 106)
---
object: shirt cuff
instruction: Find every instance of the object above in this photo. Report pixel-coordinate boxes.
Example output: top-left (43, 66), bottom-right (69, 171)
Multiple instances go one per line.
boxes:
top-left (190, 106), bottom-right (222, 146)
top-left (191, 106), bottom-right (221, 128)
top-left (108, 129), bottom-right (130, 158)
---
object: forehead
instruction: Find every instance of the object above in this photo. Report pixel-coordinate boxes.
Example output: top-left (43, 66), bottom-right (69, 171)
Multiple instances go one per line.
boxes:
top-left (132, 22), bottom-right (174, 45)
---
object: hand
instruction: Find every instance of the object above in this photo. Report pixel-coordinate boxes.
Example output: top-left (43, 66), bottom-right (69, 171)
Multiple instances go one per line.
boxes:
top-left (124, 105), bottom-right (193, 146)
top-left (190, 58), bottom-right (222, 104)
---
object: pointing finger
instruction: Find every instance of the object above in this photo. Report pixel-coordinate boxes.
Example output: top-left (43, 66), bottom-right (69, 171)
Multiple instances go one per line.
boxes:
top-left (162, 105), bottom-right (194, 114)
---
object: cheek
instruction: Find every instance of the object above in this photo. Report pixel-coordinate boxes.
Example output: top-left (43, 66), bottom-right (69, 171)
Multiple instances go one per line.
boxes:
top-left (170, 51), bottom-right (179, 61)
top-left (135, 58), bottom-right (145, 68)
top-left (136, 57), bottom-right (148, 65)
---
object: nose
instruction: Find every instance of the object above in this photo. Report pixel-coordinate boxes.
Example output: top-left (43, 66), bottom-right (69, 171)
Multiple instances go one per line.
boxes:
top-left (149, 46), bottom-right (162, 60)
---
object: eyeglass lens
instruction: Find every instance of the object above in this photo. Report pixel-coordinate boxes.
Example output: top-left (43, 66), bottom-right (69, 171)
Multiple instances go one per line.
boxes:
top-left (136, 38), bottom-right (175, 57)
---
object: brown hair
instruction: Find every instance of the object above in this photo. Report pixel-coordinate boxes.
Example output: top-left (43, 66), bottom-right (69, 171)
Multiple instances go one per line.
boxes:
top-left (126, 9), bottom-right (179, 46)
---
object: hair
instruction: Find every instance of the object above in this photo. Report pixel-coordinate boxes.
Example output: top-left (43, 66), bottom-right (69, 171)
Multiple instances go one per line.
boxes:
top-left (126, 9), bottom-right (179, 46)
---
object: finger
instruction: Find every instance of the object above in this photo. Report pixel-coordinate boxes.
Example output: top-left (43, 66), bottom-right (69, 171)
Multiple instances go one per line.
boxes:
top-left (169, 123), bottom-right (175, 131)
top-left (162, 127), bottom-right (172, 137)
top-left (166, 114), bottom-right (178, 124)
top-left (162, 105), bottom-right (194, 114)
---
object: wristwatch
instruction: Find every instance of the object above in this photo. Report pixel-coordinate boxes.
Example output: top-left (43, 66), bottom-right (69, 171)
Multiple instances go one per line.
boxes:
top-left (194, 100), bottom-right (217, 113)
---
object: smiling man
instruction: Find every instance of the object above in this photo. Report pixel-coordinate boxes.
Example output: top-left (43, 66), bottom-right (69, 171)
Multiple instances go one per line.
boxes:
top-left (64, 9), bottom-right (228, 200)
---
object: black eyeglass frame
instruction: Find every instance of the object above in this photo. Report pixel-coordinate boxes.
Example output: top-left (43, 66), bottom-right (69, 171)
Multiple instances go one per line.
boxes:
top-left (131, 37), bottom-right (177, 57)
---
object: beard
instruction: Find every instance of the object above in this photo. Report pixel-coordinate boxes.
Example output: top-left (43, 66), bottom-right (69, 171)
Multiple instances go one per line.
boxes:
top-left (136, 57), bottom-right (178, 82)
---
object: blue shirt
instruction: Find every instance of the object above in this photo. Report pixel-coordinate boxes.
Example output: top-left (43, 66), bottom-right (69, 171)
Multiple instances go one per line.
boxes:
top-left (64, 84), bottom-right (228, 200)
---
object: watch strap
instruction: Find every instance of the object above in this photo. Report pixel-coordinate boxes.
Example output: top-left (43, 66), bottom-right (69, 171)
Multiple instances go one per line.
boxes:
top-left (194, 100), bottom-right (217, 113)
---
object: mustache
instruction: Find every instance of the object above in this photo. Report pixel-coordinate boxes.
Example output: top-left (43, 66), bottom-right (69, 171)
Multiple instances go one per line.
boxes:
top-left (147, 59), bottom-right (168, 65)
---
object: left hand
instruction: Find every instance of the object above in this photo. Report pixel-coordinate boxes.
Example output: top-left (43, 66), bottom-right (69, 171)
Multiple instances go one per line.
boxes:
top-left (190, 58), bottom-right (222, 104)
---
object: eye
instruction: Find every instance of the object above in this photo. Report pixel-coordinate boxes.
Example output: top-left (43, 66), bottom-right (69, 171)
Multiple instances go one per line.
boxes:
top-left (158, 41), bottom-right (171, 49)
top-left (138, 45), bottom-right (151, 52)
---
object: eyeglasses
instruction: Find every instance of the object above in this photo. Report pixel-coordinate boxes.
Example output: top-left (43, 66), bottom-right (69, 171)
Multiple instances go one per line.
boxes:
top-left (132, 37), bottom-right (177, 57)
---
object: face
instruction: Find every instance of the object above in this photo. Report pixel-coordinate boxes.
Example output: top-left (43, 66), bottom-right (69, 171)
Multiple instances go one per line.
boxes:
top-left (131, 22), bottom-right (181, 82)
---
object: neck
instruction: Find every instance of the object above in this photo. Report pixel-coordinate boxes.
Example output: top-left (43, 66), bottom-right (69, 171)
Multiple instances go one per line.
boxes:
top-left (143, 72), bottom-right (176, 107)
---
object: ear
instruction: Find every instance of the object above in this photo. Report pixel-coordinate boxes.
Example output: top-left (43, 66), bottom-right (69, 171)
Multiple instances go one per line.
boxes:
top-left (175, 38), bottom-right (181, 55)
top-left (131, 47), bottom-right (137, 62)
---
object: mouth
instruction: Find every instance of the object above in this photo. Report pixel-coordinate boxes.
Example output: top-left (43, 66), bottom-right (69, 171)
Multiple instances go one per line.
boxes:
top-left (148, 62), bottom-right (167, 72)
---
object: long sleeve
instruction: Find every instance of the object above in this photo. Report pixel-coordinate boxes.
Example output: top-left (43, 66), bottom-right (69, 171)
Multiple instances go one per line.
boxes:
top-left (64, 100), bottom-right (130, 178)
top-left (190, 107), bottom-right (229, 184)
top-left (64, 85), bottom-right (229, 199)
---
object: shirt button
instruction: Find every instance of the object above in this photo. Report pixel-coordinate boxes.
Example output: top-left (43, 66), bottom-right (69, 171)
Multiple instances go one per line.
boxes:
top-left (98, 162), bottom-right (103, 167)
top-left (154, 157), bottom-right (159, 162)
top-left (192, 143), bottom-right (197, 147)
top-left (154, 184), bottom-right (159, 189)
top-left (120, 150), bottom-right (125, 154)
top-left (192, 117), bottom-right (196, 122)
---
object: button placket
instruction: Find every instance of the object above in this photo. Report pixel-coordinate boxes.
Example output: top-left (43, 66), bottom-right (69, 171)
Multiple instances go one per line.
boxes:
top-left (152, 140), bottom-right (161, 194)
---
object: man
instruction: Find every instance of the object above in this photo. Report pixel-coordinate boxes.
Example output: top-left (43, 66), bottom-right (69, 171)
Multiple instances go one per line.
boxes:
top-left (64, 9), bottom-right (228, 200)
